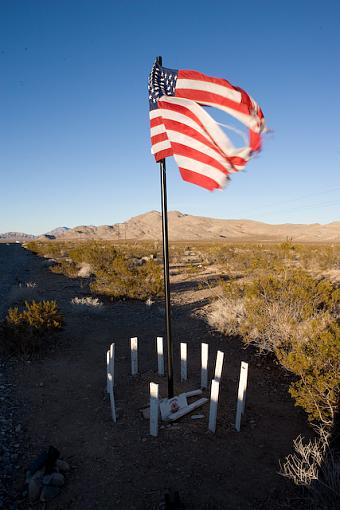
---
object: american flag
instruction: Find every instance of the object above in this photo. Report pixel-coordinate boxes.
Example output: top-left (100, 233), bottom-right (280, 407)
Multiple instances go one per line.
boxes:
top-left (148, 62), bottom-right (266, 191)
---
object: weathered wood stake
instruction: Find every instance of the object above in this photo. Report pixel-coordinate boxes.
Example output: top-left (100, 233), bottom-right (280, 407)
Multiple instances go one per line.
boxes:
top-left (208, 378), bottom-right (220, 433)
top-left (235, 361), bottom-right (249, 431)
top-left (201, 343), bottom-right (209, 389)
top-left (180, 342), bottom-right (187, 381)
top-left (149, 382), bottom-right (159, 436)
top-left (130, 337), bottom-right (138, 375)
top-left (214, 350), bottom-right (224, 383)
top-left (156, 337), bottom-right (165, 376)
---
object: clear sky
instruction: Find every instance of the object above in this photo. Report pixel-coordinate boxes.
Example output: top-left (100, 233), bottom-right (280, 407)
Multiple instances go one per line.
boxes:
top-left (1, 0), bottom-right (339, 234)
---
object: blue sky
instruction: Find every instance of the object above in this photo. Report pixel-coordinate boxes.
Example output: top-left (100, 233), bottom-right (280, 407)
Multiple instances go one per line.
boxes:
top-left (1, 0), bottom-right (339, 234)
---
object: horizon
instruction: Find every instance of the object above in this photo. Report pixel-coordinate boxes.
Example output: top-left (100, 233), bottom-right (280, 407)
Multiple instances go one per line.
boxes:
top-left (1, 1), bottom-right (340, 233)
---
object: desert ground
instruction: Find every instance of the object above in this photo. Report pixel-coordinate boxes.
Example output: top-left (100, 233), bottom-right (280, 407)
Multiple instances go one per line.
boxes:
top-left (0, 243), bottom-right (318, 509)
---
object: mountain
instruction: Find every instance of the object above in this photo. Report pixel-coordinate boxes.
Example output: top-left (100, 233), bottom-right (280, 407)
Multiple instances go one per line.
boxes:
top-left (58, 211), bottom-right (340, 243)
top-left (45, 227), bottom-right (70, 237)
top-left (1, 214), bottom-right (339, 242)
top-left (0, 227), bottom-right (69, 243)
top-left (0, 232), bottom-right (36, 242)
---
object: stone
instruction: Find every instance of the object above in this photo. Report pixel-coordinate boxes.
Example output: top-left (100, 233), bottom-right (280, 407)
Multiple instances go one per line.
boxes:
top-left (28, 477), bottom-right (43, 502)
top-left (56, 459), bottom-right (70, 473)
top-left (43, 472), bottom-right (65, 487)
top-left (40, 485), bottom-right (61, 502)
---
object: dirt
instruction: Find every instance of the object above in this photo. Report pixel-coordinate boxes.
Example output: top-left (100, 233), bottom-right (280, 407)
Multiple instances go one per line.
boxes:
top-left (0, 244), bottom-right (311, 509)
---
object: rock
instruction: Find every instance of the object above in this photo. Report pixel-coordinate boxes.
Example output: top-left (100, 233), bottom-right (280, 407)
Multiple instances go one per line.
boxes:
top-left (15, 425), bottom-right (21, 432)
top-left (40, 485), bottom-right (61, 502)
top-left (28, 477), bottom-right (43, 502)
top-left (26, 468), bottom-right (44, 483)
top-left (43, 473), bottom-right (65, 487)
top-left (77, 262), bottom-right (92, 278)
top-left (56, 459), bottom-right (70, 472)
top-left (43, 472), bottom-right (65, 487)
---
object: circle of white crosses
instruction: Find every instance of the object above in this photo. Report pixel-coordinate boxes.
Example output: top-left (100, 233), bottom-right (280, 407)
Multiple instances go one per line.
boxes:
top-left (148, 64), bottom-right (177, 105)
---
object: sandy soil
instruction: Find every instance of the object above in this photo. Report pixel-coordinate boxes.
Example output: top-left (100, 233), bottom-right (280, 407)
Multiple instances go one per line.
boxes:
top-left (1, 245), bottom-right (311, 509)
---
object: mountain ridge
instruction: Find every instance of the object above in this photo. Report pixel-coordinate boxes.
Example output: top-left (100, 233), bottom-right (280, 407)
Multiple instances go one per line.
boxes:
top-left (1, 212), bottom-right (339, 242)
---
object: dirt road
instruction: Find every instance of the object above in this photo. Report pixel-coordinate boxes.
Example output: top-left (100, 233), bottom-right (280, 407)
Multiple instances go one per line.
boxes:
top-left (1, 245), bottom-right (310, 509)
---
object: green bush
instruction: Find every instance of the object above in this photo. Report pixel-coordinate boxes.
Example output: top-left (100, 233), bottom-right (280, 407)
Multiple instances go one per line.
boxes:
top-left (277, 322), bottom-right (340, 425)
top-left (209, 269), bottom-right (339, 426)
top-left (25, 240), bottom-right (164, 301)
top-left (68, 241), bottom-right (118, 273)
top-left (90, 256), bottom-right (163, 300)
top-left (239, 270), bottom-right (338, 351)
top-left (1, 300), bottom-right (63, 355)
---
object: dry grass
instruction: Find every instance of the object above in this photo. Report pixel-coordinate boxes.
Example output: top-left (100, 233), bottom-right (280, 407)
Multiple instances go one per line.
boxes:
top-left (280, 428), bottom-right (340, 509)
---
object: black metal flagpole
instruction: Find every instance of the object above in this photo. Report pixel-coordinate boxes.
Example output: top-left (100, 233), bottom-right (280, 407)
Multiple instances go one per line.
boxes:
top-left (156, 55), bottom-right (174, 399)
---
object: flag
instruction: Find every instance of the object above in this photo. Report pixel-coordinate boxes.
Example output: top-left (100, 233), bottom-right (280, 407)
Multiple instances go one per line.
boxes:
top-left (148, 62), bottom-right (266, 191)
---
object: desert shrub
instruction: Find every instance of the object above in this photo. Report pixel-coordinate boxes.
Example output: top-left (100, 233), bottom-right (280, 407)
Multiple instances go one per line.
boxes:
top-left (277, 322), bottom-right (340, 425)
top-left (205, 269), bottom-right (339, 425)
top-left (204, 294), bottom-right (245, 337)
top-left (68, 241), bottom-right (118, 273)
top-left (1, 300), bottom-right (63, 355)
top-left (24, 241), bottom-right (69, 259)
top-left (239, 270), bottom-right (338, 352)
top-left (71, 296), bottom-right (103, 307)
top-left (280, 239), bottom-right (295, 251)
top-left (90, 256), bottom-right (163, 300)
top-left (51, 258), bottom-right (78, 277)
top-left (25, 240), bottom-right (163, 301)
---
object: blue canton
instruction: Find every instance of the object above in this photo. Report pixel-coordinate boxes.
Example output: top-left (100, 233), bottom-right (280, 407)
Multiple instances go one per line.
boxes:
top-left (148, 63), bottom-right (178, 111)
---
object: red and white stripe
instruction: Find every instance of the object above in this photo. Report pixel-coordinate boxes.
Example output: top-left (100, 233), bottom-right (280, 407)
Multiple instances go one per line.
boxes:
top-left (150, 69), bottom-right (265, 191)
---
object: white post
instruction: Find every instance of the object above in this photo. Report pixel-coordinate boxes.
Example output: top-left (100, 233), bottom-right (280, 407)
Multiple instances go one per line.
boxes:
top-left (156, 337), bottom-right (165, 376)
top-left (241, 361), bottom-right (248, 415)
top-left (110, 343), bottom-right (115, 386)
top-left (107, 373), bottom-right (117, 423)
top-left (235, 361), bottom-right (249, 431)
top-left (180, 342), bottom-right (187, 382)
top-left (214, 350), bottom-right (224, 383)
top-left (149, 382), bottom-right (159, 437)
top-left (201, 343), bottom-right (209, 389)
top-left (106, 350), bottom-right (110, 393)
top-left (208, 379), bottom-right (220, 433)
top-left (130, 337), bottom-right (138, 375)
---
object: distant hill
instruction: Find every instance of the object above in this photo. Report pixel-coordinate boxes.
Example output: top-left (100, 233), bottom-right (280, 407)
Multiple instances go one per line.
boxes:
top-left (58, 211), bottom-right (340, 243)
top-left (0, 232), bottom-right (36, 242)
top-left (45, 227), bottom-right (70, 237)
top-left (0, 227), bottom-right (69, 243)
top-left (2, 213), bottom-right (339, 243)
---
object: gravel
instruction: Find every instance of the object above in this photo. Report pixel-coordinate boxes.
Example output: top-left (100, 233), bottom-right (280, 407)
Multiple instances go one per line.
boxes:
top-left (0, 362), bottom-right (24, 509)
